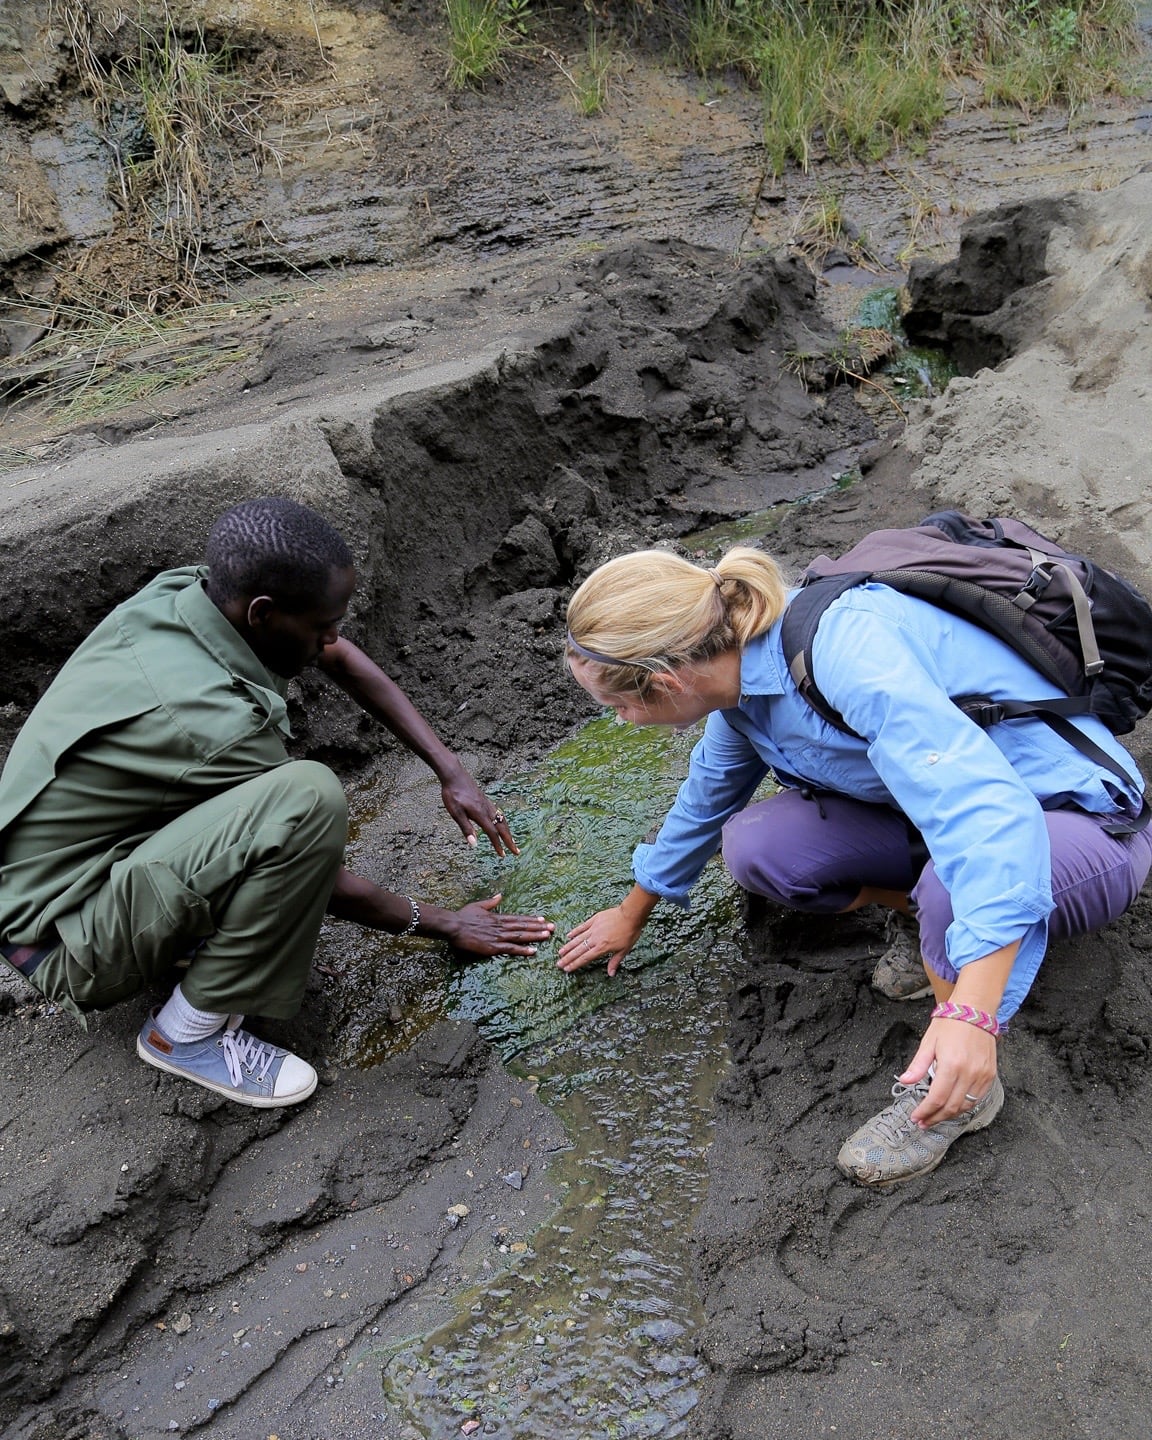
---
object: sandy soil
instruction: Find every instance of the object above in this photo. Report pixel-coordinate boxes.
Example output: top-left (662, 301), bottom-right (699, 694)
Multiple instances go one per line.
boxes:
top-left (2, 5), bottom-right (1152, 1438)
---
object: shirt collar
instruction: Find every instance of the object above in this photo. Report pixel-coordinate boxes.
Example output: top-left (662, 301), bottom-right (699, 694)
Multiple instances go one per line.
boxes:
top-left (174, 568), bottom-right (291, 703)
top-left (735, 621), bottom-right (790, 701)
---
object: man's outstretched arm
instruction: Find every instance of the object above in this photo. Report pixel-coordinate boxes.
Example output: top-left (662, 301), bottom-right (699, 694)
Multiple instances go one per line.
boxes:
top-left (317, 637), bottom-right (517, 855)
top-left (327, 867), bottom-right (554, 957)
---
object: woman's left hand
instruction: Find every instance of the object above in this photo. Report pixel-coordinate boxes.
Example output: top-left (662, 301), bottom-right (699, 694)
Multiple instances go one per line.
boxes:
top-left (900, 1017), bottom-right (999, 1128)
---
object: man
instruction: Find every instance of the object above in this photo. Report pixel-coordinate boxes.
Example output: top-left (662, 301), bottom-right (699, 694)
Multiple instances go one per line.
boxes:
top-left (0, 498), bottom-right (554, 1107)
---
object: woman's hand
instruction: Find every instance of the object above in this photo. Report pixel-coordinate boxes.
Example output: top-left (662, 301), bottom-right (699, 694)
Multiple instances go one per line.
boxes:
top-left (900, 1017), bottom-right (999, 1127)
top-left (445, 894), bottom-right (553, 956)
top-left (899, 939), bottom-right (1016, 1125)
top-left (557, 906), bottom-right (647, 978)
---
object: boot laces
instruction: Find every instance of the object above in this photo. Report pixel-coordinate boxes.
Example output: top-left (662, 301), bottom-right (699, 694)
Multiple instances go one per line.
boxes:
top-left (865, 1077), bottom-right (932, 1144)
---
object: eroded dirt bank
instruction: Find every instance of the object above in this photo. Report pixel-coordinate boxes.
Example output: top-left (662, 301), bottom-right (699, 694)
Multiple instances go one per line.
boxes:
top-left (0, 238), bottom-right (876, 1438)
top-left (3, 4), bottom-right (1152, 1435)
top-left (4, 174), bottom-right (1152, 1440)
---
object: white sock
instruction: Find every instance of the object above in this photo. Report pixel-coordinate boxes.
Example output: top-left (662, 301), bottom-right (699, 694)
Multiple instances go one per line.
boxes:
top-left (156, 983), bottom-right (229, 1043)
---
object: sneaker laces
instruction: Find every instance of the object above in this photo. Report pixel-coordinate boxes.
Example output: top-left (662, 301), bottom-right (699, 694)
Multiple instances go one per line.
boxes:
top-left (220, 1019), bottom-right (278, 1087)
top-left (862, 1077), bottom-right (932, 1145)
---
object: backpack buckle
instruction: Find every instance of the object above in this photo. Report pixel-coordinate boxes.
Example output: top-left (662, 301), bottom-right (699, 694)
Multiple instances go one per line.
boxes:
top-left (954, 695), bottom-right (1005, 728)
top-left (1021, 565), bottom-right (1053, 597)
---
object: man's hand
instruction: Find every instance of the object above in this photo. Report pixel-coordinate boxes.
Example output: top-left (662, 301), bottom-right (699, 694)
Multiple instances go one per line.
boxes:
top-left (443, 894), bottom-right (553, 956)
top-left (319, 639), bottom-right (519, 857)
top-left (440, 766), bottom-right (519, 857)
top-left (328, 870), bottom-right (553, 955)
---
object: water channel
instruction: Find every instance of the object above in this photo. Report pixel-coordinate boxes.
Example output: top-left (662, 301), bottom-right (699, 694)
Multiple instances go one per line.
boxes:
top-left (365, 291), bottom-right (948, 1436)
top-left (373, 716), bottom-right (743, 1438)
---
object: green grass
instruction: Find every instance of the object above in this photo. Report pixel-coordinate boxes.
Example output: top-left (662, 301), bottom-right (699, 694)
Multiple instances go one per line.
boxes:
top-left (571, 24), bottom-right (618, 116)
top-left (0, 291), bottom-right (297, 434)
top-left (445, 0), bottom-right (531, 88)
top-left (681, 0), bottom-right (1142, 173)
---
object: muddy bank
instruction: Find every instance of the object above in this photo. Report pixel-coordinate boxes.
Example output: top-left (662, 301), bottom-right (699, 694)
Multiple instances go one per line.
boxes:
top-left (2, 8), bottom-right (1152, 1429)
top-left (690, 172), bottom-right (1152, 1440)
top-left (0, 236), bottom-right (874, 1437)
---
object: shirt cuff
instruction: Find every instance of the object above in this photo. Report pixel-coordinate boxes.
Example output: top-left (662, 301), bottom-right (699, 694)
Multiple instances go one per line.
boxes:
top-left (632, 843), bottom-right (693, 910)
top-left (944, 882), bottom-right (1053, 1022)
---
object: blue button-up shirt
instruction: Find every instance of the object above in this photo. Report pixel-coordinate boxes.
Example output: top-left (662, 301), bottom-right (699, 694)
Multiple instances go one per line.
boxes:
top-left (633, 584), bottom-right (1144, 1018)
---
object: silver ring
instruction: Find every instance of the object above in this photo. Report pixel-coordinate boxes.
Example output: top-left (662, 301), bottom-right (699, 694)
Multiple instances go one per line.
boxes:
top-left (493, 811), bottom-right (506, 824)
top-left (964, 1092), bottom-right (980, 1103)
top-left (583, 938), bottom-right (591, 948)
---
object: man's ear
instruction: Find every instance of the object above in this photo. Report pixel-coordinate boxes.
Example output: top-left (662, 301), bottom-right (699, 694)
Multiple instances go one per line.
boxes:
top-left (245, 595), bottom-right (276, 629)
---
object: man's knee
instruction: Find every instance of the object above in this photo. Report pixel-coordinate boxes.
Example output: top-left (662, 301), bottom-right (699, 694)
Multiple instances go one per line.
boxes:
top-left (272, 760), bottom-right (348, 845)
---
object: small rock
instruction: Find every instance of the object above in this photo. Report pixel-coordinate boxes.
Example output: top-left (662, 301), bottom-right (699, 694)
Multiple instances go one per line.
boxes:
top-left (447, 1203), bottom-right (470, 1218)
top-left (461, 1421), bottom-right (482, 1436)
top-left (172, 1313), bottom-right (192, 1335)
top-left (502, 1170), bottom-right (524, 1191)
top-left (533, 1334), bottom-right (546, 1346)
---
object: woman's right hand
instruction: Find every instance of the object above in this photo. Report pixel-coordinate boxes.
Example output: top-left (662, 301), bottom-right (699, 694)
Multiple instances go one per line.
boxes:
top-left (557, 905), bottom-right (647, 978)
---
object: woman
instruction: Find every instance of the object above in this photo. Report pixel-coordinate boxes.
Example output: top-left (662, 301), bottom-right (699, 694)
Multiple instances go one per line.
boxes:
top-left (557, 545), bottom-right (1151, 1186)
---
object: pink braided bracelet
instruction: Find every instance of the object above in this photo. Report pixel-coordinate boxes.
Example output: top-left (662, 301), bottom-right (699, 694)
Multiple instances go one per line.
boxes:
top-left (931, 1001), bottom-right (1001, 1036)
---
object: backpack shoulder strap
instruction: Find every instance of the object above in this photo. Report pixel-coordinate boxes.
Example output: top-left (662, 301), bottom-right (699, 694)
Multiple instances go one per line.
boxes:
top-left (779, 572), bottom-right (871, 734)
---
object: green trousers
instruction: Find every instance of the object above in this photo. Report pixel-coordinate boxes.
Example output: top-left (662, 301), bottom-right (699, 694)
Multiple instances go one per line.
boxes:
top-left (32, 761), bottom-right (347, 1023)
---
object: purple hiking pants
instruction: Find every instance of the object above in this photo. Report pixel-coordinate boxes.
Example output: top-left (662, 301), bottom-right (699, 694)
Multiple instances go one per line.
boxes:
top-left (721, 789), bottom-right (1152, 984)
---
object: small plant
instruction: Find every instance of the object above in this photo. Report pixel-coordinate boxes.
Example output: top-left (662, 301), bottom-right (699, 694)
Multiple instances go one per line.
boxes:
top-left (445, 0), bottom-right (530, 88)
top-left (789, 189), bottom-right (880, 270)
top-left (548, 24), bottom-right (619, 116)
top-left (1048, 6), bottom-right (1080, 53)
top-left (573, 24), bottom-right (617, 115)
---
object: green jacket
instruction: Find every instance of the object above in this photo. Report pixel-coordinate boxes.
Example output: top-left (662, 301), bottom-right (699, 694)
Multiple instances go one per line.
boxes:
top-left (0, 567), bottom-right (292, 945)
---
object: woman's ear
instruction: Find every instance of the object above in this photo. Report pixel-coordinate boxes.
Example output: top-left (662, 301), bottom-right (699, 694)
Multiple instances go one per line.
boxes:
top-left (648, 670), bottom-right (686, 698)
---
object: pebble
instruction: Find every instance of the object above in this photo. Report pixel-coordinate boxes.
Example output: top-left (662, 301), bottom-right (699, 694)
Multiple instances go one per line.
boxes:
top-left (502, 1170), bottom-right (524, 1191)
top-left (461, 1421), bottom-right (481, 1436)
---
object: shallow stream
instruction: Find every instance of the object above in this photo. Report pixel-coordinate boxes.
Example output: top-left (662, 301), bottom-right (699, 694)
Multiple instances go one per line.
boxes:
top-left (370, 716), bottom-right (744, 1437)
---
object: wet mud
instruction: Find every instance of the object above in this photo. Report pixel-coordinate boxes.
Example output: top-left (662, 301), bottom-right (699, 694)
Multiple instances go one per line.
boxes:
top-left (3, 5), bottom-right (1152, 1438)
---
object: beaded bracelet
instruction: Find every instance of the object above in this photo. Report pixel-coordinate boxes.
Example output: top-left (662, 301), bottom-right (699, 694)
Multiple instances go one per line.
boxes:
top-left (396, 896), bottom-right (421, 938)
top-left (931, 1000), bottom-right (1000, 1036)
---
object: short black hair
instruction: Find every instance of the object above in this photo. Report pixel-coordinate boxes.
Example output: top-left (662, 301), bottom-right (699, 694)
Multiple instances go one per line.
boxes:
top-left (205, 498), bottom-right (354, 610)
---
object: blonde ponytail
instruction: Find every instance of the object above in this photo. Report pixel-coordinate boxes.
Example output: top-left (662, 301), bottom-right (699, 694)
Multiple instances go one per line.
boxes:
top-left (566, 545), bottom-right (787, 697)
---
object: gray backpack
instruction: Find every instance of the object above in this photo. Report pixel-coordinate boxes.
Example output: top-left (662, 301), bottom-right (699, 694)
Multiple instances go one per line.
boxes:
top-left (780, 510), bottom-right (1151, 832)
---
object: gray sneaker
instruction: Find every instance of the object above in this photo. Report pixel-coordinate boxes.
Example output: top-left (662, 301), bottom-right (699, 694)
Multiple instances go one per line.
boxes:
top-left (137, 1010), bottom-right (318, 1108)
top-left (837, 1073), bottom-right (1005, 1187)
top-left (871, 911), bottom-right (933, 1001)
